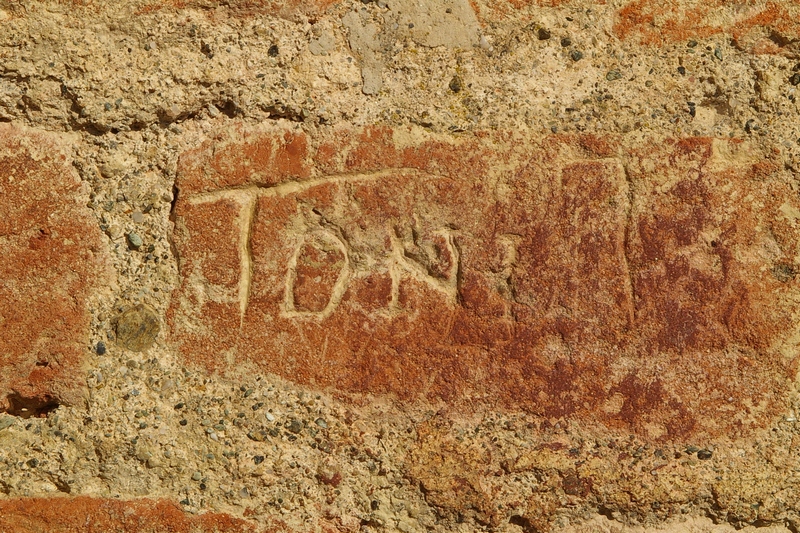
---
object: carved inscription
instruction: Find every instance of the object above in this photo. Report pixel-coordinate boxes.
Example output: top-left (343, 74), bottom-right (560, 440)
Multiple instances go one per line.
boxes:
top-left (182, 170), bottom-right (463, 323)
top-left (170, 128), bottom-right (799, 439)
top-left (285, 229), bottom-right (350, 318)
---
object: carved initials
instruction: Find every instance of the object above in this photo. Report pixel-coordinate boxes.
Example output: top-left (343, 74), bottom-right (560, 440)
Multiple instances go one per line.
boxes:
top-left (282, 229), bottom-right (351, 320)
top-left (388, 226), bottom-right (459, 310)
top-left (187, 180), bottom-right (462, 321)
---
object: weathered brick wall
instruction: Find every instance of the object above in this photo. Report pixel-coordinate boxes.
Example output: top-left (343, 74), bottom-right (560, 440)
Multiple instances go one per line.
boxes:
top-left (1, 0), bottom-right (799, 531)
top-left (169, 126), bottom-right (797, 440)
top-left (0, 125), bottom-right (112, 416)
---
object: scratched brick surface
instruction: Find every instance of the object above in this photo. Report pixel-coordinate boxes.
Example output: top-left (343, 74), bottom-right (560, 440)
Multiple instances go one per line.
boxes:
top-left (0, 124), bottom-right (110, 416)
top-left (614, 0), bottom-right (800, 53)
top-left (0, 497), bottom-right (256, 533)
top-left (170, 126), bottom-right (799, 441)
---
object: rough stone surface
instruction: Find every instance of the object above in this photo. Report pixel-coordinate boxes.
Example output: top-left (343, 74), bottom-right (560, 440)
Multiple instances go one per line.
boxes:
top-left (1, 0), bottom-right (800, 531)
top-left (0, 124), bottom-right (111, 416)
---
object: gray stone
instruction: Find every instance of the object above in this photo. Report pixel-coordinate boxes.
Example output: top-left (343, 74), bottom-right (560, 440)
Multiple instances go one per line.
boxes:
top-left (0, 416), bottom-right (14, 431)
top-left (115, 304), bottom-right (160, 352)
top-left (126, 232), bottom-right (143, 249)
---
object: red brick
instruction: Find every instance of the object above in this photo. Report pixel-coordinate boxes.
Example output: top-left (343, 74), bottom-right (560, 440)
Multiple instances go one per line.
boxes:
top-left (614, 0), bottom-right (800, 53)
top-left (178, 125), bottom-right (311, 196)
top-left (0, 497), bottom-right (255, 533)
top-left (170, 126), bottom-right (799, 441)
top-left (0, 124), bottom-right (111, 416)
